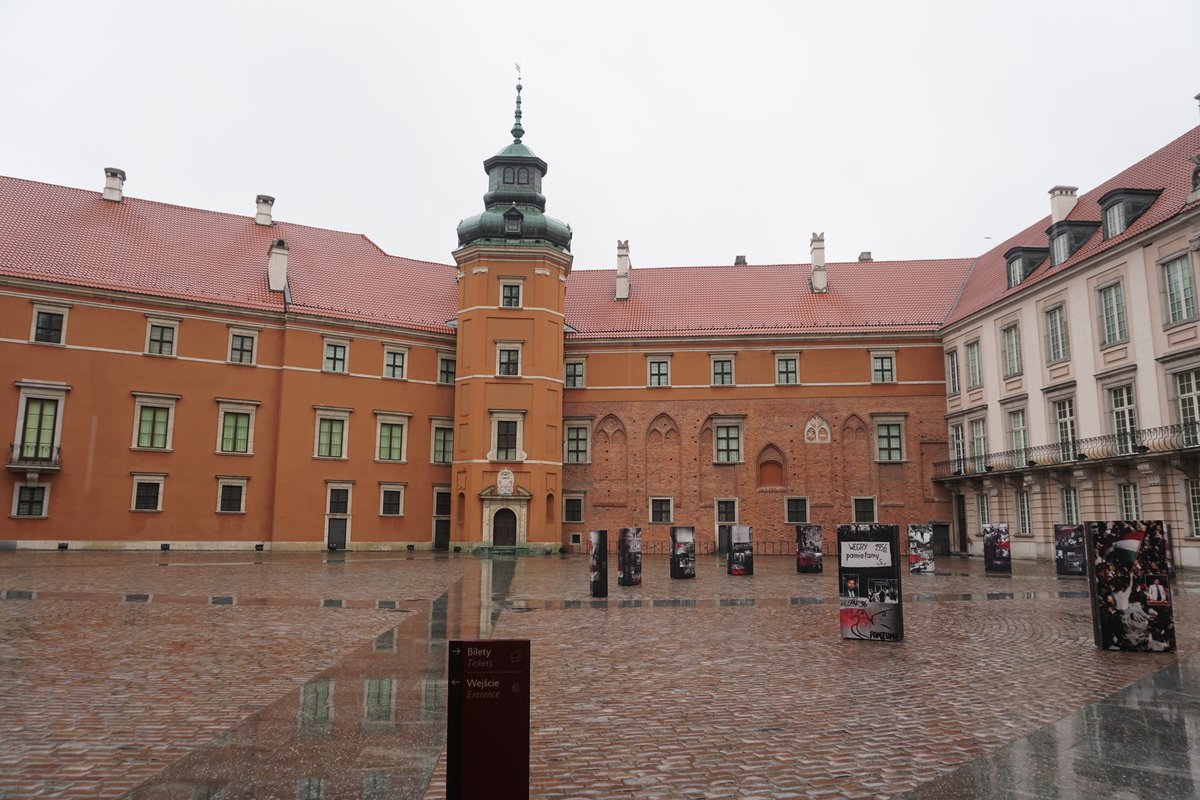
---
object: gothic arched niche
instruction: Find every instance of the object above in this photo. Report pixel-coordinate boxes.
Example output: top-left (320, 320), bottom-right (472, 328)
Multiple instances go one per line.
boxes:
top-left (594, 414), bottom-right (629, 504)
top-left (805, 415), bottom-right (832, 445)
top-left (646, 413), bottom-right (682, 495)
top-left (756, 444), bottom-right (786, 488)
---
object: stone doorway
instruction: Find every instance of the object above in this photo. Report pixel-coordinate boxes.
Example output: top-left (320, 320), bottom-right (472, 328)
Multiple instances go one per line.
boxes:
top-left (493, 508), bottom-right (517, 546)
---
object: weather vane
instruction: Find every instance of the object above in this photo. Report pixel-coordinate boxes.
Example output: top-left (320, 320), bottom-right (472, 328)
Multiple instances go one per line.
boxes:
top-left (515, 62), bottom-right (522, 80)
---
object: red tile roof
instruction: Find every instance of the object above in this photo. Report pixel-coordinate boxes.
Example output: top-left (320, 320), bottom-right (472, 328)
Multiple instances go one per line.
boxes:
top-left (944, 125), bottom-right (1200, 327)
top-left (564, 258), bottom-right (975, 339)
top-left (0, 176), bottom-right (460, 333)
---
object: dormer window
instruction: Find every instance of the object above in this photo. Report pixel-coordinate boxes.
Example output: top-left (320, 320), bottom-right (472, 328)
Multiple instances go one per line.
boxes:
top-left (503, 167), bottom-right (515, 184)
top-left (1046, 220), bottom-right (1101, 267)
top-left (503, 206), bottom-right (523, 236)
top-left (1007, 258), bottom-right (1023, 289)
top-left (1004, 246), bottom-right (1049, 288)
top-left (1098, 188), bottom-right (1162, 240)
top-left (1052, 233), bottom-right (1070, 266)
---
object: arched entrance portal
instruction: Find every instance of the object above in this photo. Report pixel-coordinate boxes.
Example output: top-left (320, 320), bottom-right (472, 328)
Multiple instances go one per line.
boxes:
top-left (493, 508), bottom-right (517, 546)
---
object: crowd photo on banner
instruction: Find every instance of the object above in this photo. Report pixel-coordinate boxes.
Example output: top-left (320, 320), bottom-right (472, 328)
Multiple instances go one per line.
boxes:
top-left (1087, 520), bottom-right (1175, 652)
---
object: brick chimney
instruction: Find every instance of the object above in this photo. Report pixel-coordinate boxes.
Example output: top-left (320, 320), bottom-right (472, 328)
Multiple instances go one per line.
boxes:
top-left (810, 232), bottom-right (828, 293)
top-left (615, 240), bottom-right (631, 301)
top-left (101, 168), bottom-right (126, 202)
top-left (267, 239), bottom-right (289, 292)
top-left (255, 195), bottom-right (275, 226)
top-left (1049, 186), bottom-right (1078, 223)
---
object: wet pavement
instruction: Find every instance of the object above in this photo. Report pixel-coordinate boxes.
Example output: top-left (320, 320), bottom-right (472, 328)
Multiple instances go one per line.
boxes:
top-left (1, 550), bottom-right (1198, 799)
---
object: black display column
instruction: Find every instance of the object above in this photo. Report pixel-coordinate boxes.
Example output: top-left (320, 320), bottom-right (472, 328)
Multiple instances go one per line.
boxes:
top-left (589, 530), bottom-right (608, 598)
top-left (727, 525), bottom-right (753, 575)
top-left (617, 527), bottom-right (642, 586)
top-left (836, 524), bottom-right (903, 642)
top-left (670, 526), bottom-right (696, 579)
top-left (795, 525), bottom-right (822, 573)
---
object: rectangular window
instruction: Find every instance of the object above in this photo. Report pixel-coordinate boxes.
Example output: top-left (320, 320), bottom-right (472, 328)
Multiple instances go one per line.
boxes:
top-left (1061, 486), bottom-right (1079, 525)
top-left (20, 398), bottom-right (58, 461)
top-left (1002, 325), bottom-right (1022, 377)
top-left (1179, 369), bottom-right (1200, 446)
top-left (1104, 203), bottom-right (1127, 239)
top-left (715, 425), bottom-right (741, 463)
top-left (328, 488), bottom-right (349, 515)
top-left (564, 496), bottom-right (583, 523)
top-left (853, 497), bottom-right (876, 523)
top-left (950, 425), bottom-right (966, 472)
top-left (946, 350), bottom-right (960, 395)
top-left (219, 484), bottom-right (245, 513)
top-left (1009, 409), bottom-right (1027, 460)
top-left (16, 486), bottom-right (46, 517)
top-left (378, 423), bottom-right (404, 461)
top-left (712, 359), bottom-right (733, 385)
top-left (222, 412), bottom-right (251, 453)
top-left (650, 498), bottom-right (672, 523)
top-left (1052, 233), bottom-right (1070, 266)
top-left (564, 361), bottom-right (584, 388)
top-left (1188, 480), bottom-right (1200, 535)
top-left (434, 490), bottom-right (451, 517)
top-left (501, 283), bottom-right (521, 307)
top-left (439, 357), bottom-right (456, 384)
top-left (1007, 258), bottom-right (1023, 289)
top-left (971, 418), bottom-right (988, 473)
top-left (325, 343), bottom-right (347, 372)
top-left (1016, 491), bottom-right (1031, 536)
top-left (565, 427), bottom-right (588, 463)
top-left (132, 477), bottom-right (163, 511)
top-left (34, 312), bottom-right (64, 343)
top-left (229, 333), bottom-right (256, 364)
top-left (1111, 385), bottom-right (1137, 454)
top-left (147, 324), bottom-right (175, 356)
top-left (649, 360), bottom-right (669, 386)
top-left (776, 357), bottom-right (798, 385)
top-left (498, 348), bottom-right (520, 376)
top-left (137, 406), bottom-right (170, 449)
top-left (872, 354), bottom-right (895, 383)
top-left (433, 427), bottom-right (454, 463)
top-left (1045, 306), bottom-right (1069, 363)
top-left (495, 420), bottom-right (518, 460)
top-left (1056, 398), bottom-right (1077, 460)
top-left (966, 341), bottom-right (982, 388)
top-left (318, 418), bottom-right (345, 458)
top-left (785, 497), bottom-right (808, 524)
top-left (365, 679), bottom-right (394, 721)
top-left (1100, 283), bottom-right (1127, 345)
top-left (716, 500), bottom-right (737, 523)
top-left (384, 350), bottom-right (406, 379)
top-left (1164, 256), bottom-right (1196, 324)
top-left (381, 490), bottom-right (402, 516)
top-left (1119, 483), bottom-right (1141, 520)
top-left (300, 681), bottom-right (331, 722)
top-left (876, 423), bottom-right (902, 461)
top-left (977, 493), bottom-right (990, 526)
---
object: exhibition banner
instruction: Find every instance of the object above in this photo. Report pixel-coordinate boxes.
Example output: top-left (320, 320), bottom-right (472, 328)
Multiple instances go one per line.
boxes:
top-left (795, 525), bottom-right (823, 573)
top-left (728, 525), bottom-right (754, 575)
top-left (669, 526), bottom-right (696, 579)
top-left (907, 524), bottom-right (934, 574)
top-left (1054, 524), bottom-right (1085, 576)
top-left (837, 524), bottom-right (904, 642)
top-left (983, 523), bottom-right (1011, 573)
top-left (616, 527), bottom-right (643, 587)
top-left (1085, 520), bottom-right (1175, 652)
top-left (588, 530), bottom-right (608, 598)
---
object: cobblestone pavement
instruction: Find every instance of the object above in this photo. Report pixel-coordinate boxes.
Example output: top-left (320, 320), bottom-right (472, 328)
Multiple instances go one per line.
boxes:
top-left (2, 550), bottom-right (1197, 799)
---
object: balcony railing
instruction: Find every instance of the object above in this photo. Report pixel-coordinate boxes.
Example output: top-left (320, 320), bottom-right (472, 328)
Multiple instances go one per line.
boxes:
top-left (934, 422), bottom-right (1199, 480)
top-left (6, 443), bottom-right (62, 469)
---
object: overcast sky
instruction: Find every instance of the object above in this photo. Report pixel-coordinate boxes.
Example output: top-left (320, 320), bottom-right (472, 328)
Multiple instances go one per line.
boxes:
top-left (2, 1), bottom-right (1198, 272)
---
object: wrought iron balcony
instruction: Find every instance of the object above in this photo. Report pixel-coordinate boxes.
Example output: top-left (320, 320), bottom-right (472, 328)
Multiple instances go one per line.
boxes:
top-left (5, 443), bottom-right (62, 474)
top-left (934, 423), bottom-right (1200, 480)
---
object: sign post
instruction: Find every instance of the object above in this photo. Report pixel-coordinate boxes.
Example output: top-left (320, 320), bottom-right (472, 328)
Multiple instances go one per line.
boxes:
top-left (447, 639), bottom-right (531, 799)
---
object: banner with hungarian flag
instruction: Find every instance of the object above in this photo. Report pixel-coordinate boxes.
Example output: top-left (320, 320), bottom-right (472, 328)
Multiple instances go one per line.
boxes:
top-left (1085, 520), bottom-right (1175, 652)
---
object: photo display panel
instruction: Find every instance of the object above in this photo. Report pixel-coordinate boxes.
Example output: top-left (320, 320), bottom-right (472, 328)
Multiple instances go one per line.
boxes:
top-left (796, 525), bottom-right (823, 573)
top-left (907, 524), bottom-right (934, 574)
top-left (1054, 524), bottom-right (1085, 576)
top-left (589, 530), bottom-right (608, 598)
top-left (837, 524), bottom-right (903, 642)
top-left (983, 523), bottom-right (1011, 573)
top-left (1085, 520), bottom-right (1175, 652)
top-left (670, 526), bottom-right (696, 579)
top-left (727, 525), bottom-right (753, 575)
top-left (617, 527), bottom-right (642, 586)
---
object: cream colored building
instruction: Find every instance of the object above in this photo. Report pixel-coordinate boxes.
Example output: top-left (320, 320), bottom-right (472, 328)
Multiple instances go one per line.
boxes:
top-left (938, 125), bottom-right (1200, 566)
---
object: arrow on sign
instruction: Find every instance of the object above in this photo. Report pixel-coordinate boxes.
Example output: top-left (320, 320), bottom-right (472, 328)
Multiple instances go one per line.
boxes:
top-left (452, 647), bottom-right (461, 654)
top-left (451, 679), bottom-right (460, 686)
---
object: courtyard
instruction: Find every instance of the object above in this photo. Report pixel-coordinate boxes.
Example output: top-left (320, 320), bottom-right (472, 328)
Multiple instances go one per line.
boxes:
top-left (1, 549), bottom-right (1198, 799)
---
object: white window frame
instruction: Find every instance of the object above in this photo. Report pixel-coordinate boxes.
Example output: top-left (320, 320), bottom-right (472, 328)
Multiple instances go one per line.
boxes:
top-left (1108, 383), bottom-right (1138, 454)
top-left (1008, 408), bottom-right (1028, 458)
top-left (216, 398), bottom-right (261, 455)
top-left (715, 498), bottom-right (738, 527)
top-left (1187, 479), bottom-right (1200, 537)
top-left (313, 405), bottom-right (352, 460)
top-left (227, 325), bottom-right (260, 365)
top-left (438, 352), bottom-right (456, 385)
top-left (1104, 203), bottom-right (1128, 239)
top-left (977, 493), bottom-right (990, 527)
top-left (949, 424), bottom-right (966, 472)
top-left (870, 349), bottom-right (897, 384)
top-left (966, 340), bottom-right (983, 388)
top-left (325, 481), bottom-right (354, 545)
top-left (430, 417), bottom-right (454, 464)
top-left (1044, 305), bottom-right (1070, 364)
top-left (1052, 232), bottom-right (1070, 266)
top-left (374, 410), bottom-right (411, 463)
top-left (564, 359), bottom-right (586, 388)
top-left (1016, 490), bottom-right (1031, 536)
top-left (323, 336), bottom-right (351, 373)
top-left (710, 352), bottom-right (735, 386)
top-left (499, 277), bottom-right (524, 308)
top-left (11, 482), bottom-right (51, 519)
top-left (711, 415), bottom-right (744, 464)
top-left (646, 353), bottom-right (672, 387)
top-left (649, 496), bottom-right (673, 524)
top-left (144, 315), bottom-right (181, 357)
top-left (946, 349), bottom-right (960, 395)
top-left (488, 409), bottom-right (526, 462)
top-left (785, 496), bottom-right (809, 524)
top-left (130, 472), bottom-right (166, 512)
top-left (1061, 485), bottom-right (1080, 525)
top-left (130, 392), bottom-right (180, 451)
top-left (1098, 280), bottom-right (1128, 347)
top-left (13, 380), bottom-right (70, 460)
top-left (852, 496), bottom-right (877, 523)
top-left (872, 413), bottom-right (907, 462)
top-left (1001, 324), bottom-right (1022, 378)
top-left (495, 341), bottom-right (523, 377)
top-left (563, 492), bottom-right (585, 524)
top-left (216, 476), bottom-right (249, 514)
top-left (775, 352), bottom-right (799, 385)
top-left (382, 344), bottom-right (409, 380)
top-left (1161, 253), bottom-right (1197, 326)
top-left (379, 482), bottom-right (406, 517)
top-left (564, 420), bottom-right (590, 464)
top-left (1119, 482), bottom-right (1142, 520)
top-left (29, 301), bottom-right (71, 345)
top-left (970, 417), bottom-right (989, 472)
top-left (1007, 257), bottom-right (1024, 289)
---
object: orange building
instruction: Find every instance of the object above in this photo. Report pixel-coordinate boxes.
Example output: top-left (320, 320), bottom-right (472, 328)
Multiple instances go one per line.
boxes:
top-left (1, 91), bottom-right (968, 552)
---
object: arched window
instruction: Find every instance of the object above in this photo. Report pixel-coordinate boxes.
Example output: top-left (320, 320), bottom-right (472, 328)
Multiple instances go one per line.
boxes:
top-left (517, 167), bottom-right (529, 185)
top-left (503, 167), bottom-right (515, 184)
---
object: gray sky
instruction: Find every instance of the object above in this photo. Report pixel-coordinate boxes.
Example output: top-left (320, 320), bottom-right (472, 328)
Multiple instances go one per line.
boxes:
top-left (2, 0), bottom-right (1198, 272)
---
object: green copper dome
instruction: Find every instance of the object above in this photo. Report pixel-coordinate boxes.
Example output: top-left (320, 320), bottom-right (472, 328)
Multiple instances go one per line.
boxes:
top-left (456, 83), bottom-right (572, 252)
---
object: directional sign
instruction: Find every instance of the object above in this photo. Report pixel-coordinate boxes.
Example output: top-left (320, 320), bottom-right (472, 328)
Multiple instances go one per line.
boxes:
top-left (447, 639), bottom-right (530, 799)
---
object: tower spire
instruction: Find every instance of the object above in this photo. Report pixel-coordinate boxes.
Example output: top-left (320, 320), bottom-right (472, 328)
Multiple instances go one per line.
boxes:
top-left (511, 78), bottom-right (524, 143)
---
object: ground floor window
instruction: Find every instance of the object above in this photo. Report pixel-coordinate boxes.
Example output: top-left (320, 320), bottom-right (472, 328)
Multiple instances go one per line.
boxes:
top-left (853, 497), bottom-right (876, 523)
